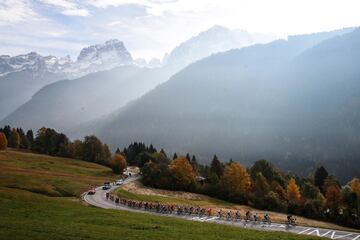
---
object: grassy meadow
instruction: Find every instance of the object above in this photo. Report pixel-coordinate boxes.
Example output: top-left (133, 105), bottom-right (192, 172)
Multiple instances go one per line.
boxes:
top-left (0, 150), bottom-right (323, 240)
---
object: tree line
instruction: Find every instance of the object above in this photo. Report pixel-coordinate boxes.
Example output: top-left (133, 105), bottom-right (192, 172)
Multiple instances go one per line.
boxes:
top-left (0, 125), bottom-right (127, 175)
top-left (0, 125), bottom-right (112, 165)
top-left (1, 126), bottom-right (359, 228)
top-left (118, 143), bottom-right (360, 228)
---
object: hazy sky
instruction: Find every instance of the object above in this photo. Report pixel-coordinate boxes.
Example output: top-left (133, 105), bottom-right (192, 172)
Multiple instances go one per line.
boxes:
top-left (1, 0), bottom-right (360, 61)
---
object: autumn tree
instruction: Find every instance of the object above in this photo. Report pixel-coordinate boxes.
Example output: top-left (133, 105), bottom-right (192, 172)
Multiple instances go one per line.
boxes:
top-left (0, 132), bottom-right (7, 151)
top-left (287, 178), bottom-right (301, 203)
top-left (326, 185), bottom-right (341, 211)
top-left (350, 178), bottom-right (360, 197)
top-left (19, 134), bottom-right (30, 149)
top-left (220, 162), bottom-right (251, 202)
top-left (169, 156), bottom-right (196, 191)
top-left (8, 128), bottom-right (20, 148)
top-left (255, 172), bottom-right (270, 196)
top-left (70, 139), bottom-right (84, 159)
top-left (82, 135), bottom-right (110, 165)
top-left (111, 154), bottom-right (127, 174)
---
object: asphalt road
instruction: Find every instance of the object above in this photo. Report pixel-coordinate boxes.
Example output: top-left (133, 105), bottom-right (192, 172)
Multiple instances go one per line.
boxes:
top-left (83, 176), bottom-right (360, 240)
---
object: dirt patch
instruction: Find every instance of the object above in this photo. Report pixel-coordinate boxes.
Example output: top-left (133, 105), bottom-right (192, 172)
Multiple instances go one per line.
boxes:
top-left (122, 181), bottom-right (212, 200)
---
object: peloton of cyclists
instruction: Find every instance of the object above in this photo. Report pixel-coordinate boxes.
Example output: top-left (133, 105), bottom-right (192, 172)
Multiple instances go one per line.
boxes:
top-left (103, 195), bottom-right (301, 227)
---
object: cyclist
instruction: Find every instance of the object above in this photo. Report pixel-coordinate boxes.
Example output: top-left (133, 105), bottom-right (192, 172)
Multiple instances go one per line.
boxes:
top-left (235, 210), bottom-right (241, 221)
top-left (245, 210), bottom-right (251, 221)
top-left (263, 213), bottom-right (271, 224)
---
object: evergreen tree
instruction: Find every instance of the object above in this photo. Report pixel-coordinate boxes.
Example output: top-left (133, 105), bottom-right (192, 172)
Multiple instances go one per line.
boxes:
top-left (2, 125), bottom-right (11, 139)
top-left (191, 155), bottom-right (199, 174)
top-left (210, 155), bottom-right (223, 177)
top-left (160, 148), bottom-right (167, 157)
top-left (115, 148), bottom-right (121, 154)
top-left (26, 130), bottom-right (34, 145)
top-left (173, 152), bottom-right (178, 160)
top-left (314, 166), bottom-right (328, 192)
top-left (186, 153), bottom-right (191, 162)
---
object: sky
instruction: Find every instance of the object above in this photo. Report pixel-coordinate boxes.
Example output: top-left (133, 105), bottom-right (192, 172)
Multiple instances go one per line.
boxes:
top-left (1, 0), bottom-right (360, 61)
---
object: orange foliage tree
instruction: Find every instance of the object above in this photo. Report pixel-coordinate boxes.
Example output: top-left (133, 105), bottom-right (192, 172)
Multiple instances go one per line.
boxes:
top-left (169, 156), bottom-right (196, 190)
top-left (287, 178), bottom-right (301, 202)
top-left (350, 178), bottom-right (360, 197)
top-left (221, 162), bottom-right (251, 201)
top-left (110, 153), bottom-right (127, 174)
top-left (0, 132), bottom-right (7, 151)
top-left (325, 185), bottom-right (342, 210)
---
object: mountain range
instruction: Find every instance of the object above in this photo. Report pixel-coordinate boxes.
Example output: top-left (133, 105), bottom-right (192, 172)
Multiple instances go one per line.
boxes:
top-left (0, 26), bottom-right (272, 130)
top-left (79, 27), bottom-right (358, 182)
top-left (2, 25), bottom-right (359, 182)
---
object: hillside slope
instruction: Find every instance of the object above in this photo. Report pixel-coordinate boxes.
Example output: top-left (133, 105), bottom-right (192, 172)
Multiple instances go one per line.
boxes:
top-left (0, 66), bottom-right (173, 132)
top-left (91, 28), bottom-right (360, 182)
top-left (0, 150), bottom-right (320, 240)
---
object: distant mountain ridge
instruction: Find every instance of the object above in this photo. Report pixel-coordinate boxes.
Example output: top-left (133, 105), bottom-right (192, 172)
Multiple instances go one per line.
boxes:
top-left (0, 26), bottom-right (278, 126)
top-left (0, 39), bottom-right (136, 120)
top-left (164, 25), bottom-right (275, 70)
top-left (83, 27), bottom-right (359, 182)
top-left (0, 39), bottom-right (134, 79)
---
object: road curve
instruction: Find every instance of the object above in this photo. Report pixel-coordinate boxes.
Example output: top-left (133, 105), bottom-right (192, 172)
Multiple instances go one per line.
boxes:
top-left (83, 176), bottom-right (360, 240)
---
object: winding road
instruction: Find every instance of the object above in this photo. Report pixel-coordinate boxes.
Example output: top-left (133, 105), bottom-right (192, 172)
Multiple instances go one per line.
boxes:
top-left (83, 175), bottom-right (360, 240)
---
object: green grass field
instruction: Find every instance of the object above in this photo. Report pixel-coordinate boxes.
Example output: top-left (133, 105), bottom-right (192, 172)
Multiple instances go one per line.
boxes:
top-left (0, 150), bottom-right (322, 240)
top-left (0, 150), bottom-right (118, 196)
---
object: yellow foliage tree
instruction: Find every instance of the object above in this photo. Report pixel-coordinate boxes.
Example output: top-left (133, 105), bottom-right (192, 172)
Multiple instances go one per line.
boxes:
top-left (110, 154), bottom-right (127, 174)
top-left (169, 156), bottom-right (196, 189)
top-left (8, 128), bottom-right (20, 149)
top-left (350, 178), bottom-right (360, 197)
top-left (287, 178), bottom-right (301, 202)
top-left (221, 162), bottom-right (251, 197)
top-left (0, 132), bottom-right (7, 151)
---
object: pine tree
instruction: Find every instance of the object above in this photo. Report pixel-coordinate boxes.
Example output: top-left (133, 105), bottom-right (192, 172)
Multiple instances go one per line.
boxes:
top-left (115, 148), bottom-right (121, 154)
top-left (26, 130), bottom-right (34, 145)
top-left (185, 153), bottom-right (191, 162)
top-left (210, 155), bottom-right (224, 177)
top-left (314, 166), bottom-right (328, 192)
top-left (191, 155), bottom-right (199, 174)
top-left (2, 125), bottom-right (11, 139)
top-left (160, 148), bottom-right (167, 157)
top-left (173, 152), bottom-right (178, 160)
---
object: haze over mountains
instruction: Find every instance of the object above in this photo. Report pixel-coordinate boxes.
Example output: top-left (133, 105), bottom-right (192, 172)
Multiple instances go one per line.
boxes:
top-left (0, 39), bottom-right (134, 120)
top-left (1, 25), bottom-right (360, 182)
top-left (83, 27), bottom-right (358, 182)
top-left (0, 26), bottom-right (273, 131)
